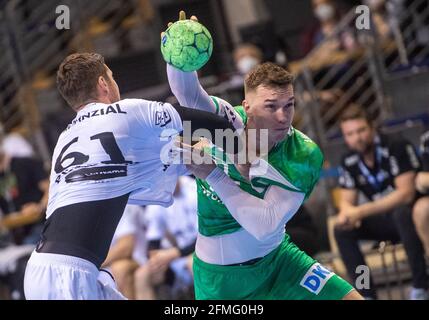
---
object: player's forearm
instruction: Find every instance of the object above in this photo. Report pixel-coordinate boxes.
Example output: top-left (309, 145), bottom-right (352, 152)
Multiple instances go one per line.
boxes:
top-left (358, 188), bottom-right (415, 218)
top-left (0, 211), bottom-right (41, 229)
top-left (167, 64), bottom-right (216, 113)
top-left (206, 167), bottom-right (305, 241)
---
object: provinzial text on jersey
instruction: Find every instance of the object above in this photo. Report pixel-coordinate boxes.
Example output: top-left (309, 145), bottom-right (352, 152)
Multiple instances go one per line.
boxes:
top-left (67, 104), bottom-right (127, 129)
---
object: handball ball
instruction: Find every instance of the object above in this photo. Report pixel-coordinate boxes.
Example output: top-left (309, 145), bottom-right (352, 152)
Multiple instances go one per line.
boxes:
top-left (161, 19), bottom-right (213, 72)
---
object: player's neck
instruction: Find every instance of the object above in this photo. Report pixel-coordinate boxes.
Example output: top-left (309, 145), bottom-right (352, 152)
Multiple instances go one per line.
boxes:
top-left (75, 97), bottom-right (112, 112)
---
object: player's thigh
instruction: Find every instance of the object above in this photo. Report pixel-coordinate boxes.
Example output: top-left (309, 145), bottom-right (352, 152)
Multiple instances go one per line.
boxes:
top-left (273, 239), bottom-right (354, 300)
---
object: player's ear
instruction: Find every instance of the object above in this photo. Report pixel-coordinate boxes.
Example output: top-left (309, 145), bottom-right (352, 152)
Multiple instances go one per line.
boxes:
top-left (243, 99), bottom-right (250, 112)
top-left (97, 76), bottom-right (109, 94)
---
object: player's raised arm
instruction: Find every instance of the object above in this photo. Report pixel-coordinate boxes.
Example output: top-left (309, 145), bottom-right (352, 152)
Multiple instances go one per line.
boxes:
top-left (161, 11), bottom-right (217, 113)
top-left (167, 64), bottom-right (215, 113)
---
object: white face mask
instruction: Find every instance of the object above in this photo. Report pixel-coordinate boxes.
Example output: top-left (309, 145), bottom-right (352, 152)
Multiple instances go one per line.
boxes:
top-left (237, 56), bottom-right (259, 75)
top-left (314, 4), bottom-right (335, 22)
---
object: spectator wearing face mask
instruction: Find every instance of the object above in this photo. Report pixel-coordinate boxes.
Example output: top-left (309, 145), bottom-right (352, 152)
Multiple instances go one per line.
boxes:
top-left (227, 43), bottom-right (264, 88)
top-left (300, 0), bottom-right (358, 58)
top-left (233, 44), bottom-right (264, 76)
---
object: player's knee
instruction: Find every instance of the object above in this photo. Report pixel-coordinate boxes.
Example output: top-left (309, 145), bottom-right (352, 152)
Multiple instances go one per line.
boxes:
top-left (413, 197), bottom-right (429, 227)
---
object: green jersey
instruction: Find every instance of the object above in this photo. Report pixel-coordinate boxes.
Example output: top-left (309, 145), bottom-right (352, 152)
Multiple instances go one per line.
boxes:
top-left (197, 102), bottom-right (324, 237)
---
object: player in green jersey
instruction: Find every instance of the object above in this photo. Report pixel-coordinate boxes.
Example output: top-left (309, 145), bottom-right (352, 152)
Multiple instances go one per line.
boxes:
top-left (164, 12), bottom-right (362, 301)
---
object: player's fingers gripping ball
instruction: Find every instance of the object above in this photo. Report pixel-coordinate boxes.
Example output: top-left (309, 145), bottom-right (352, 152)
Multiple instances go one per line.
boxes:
top-left (161, 19), bottom-right (213, 72)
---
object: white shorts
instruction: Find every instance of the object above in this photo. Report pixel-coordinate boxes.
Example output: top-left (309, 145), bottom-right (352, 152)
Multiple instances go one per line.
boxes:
top-left (24, 251), bottom-right (126, 300)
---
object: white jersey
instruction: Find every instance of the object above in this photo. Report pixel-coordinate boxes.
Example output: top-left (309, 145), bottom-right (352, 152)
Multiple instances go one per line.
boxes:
top-left (47, 99), bottom-right (187, 217)
top-left (145, 176), bottom-right (198, 249)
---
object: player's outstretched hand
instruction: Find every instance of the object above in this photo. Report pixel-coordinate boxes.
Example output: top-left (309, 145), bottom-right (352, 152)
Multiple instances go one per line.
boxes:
top-left (178, 138), bottom-right (216, 180)
top-left (160, 10), bottom-right (199, 39)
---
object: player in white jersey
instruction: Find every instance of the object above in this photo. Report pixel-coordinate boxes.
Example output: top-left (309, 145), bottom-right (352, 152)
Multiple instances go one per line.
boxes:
top-left (139, 176), bottom-right (198, 299)
top-left (23, 53), bottom-right (238, 300)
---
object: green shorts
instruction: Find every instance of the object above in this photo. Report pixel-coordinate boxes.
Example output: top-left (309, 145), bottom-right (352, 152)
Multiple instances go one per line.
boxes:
top-left (193, 234), bottom-right (354, 300)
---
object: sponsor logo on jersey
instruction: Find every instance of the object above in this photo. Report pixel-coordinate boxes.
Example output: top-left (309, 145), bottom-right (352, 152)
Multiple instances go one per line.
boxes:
top-left (155, 110), bottom-right (172, 127)
top-left (300, 263), bottom-right (334, 295)
top-left (67, 104), bottom-right (127, 129)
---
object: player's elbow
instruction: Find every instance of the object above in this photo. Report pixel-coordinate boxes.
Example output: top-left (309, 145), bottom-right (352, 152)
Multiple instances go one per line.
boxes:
top-left (247, 207), bottom-right (282, 241)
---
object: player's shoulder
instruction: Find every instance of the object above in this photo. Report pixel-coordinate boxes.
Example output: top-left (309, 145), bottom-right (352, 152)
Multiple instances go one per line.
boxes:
top-left (118, 98), bottom-right (158, 108)
top-left (287, 128), bottom-right (323, 166)
top-left (380, 134), bottom-right (411, 150)
top-left (210, 95), bottom-right (246, 129)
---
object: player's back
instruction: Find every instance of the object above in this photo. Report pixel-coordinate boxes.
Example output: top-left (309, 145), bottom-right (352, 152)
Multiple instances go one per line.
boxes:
top-left (48, 98), bottom-right (185, 217)
top-left (39, 98), bottom-right (185, 268)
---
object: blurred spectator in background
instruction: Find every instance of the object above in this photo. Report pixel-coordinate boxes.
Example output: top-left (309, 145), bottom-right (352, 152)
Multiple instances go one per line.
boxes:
top-left (412, 130), bottom-right (429, 256)
top-left (102, 205), bottom-right (147, 300)
top-left (202, 43), bottom-right (264, 108)
top-left (300, 0), bottom-right (358, 58)
top-left (234, 43), bottom-right (264, 77)
top-left (363, 0), bottom-right (392, 41)
top-left (0, 127), bottom-right (48, 299)
top-left (286, 206), bottom-right (320, 256)
top-left (0, 128), bottom-right (48, 245)
top-left (227, 43), bottom-right (264, 89)
top-left (334, 105), bottom-right (428, 300)
top-left (0, 124), bottom-right (34, 159)
top-left (138, 176), bottom-right (197, 300)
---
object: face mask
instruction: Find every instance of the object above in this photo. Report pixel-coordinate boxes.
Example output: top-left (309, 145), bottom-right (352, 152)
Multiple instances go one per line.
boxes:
top-left (314, 4), bottom-right (335, 22)
top-left (237, 56), bottom-right (259, 75)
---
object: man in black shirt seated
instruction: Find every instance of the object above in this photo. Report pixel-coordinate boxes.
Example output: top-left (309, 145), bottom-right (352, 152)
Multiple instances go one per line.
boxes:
top-left (333, 105), bottom-right (428, 300)
top-left (413, 131), bottom-right (429, 257)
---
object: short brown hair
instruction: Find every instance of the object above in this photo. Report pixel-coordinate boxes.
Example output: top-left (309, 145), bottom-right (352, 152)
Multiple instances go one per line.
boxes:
top-left (340, 104), bottom-right (372, 125)
top-left (244, 62), bottom-right (294, 93)
top-left (57, 53), bottom-right (108, 109)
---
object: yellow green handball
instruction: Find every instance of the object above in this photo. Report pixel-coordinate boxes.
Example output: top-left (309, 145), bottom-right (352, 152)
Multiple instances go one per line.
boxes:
top-left (161, 19), bottom-right (213, 72)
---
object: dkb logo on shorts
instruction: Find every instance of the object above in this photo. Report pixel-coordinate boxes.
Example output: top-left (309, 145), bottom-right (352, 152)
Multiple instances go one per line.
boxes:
top-left (300, 263), bottom-right (334, 295)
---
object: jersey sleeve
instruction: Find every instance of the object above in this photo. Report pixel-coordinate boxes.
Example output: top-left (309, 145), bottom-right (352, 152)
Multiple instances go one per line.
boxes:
top-left (167, 64), bottom-right (216, 113)
top-left (210, 96), bottom-right (245, 131)
top-left (127, 98), bottom-right (183, 139)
